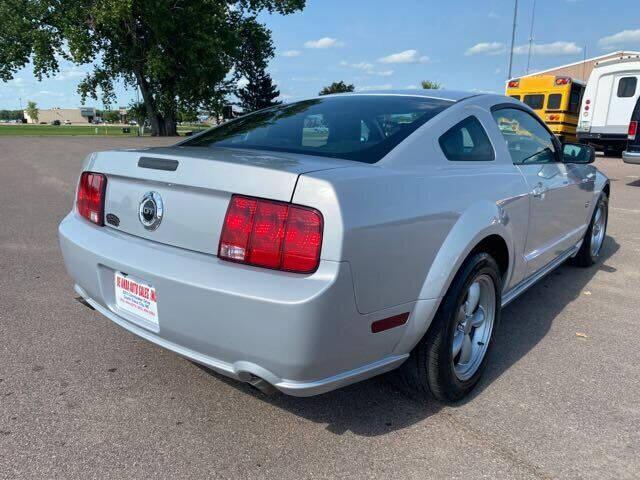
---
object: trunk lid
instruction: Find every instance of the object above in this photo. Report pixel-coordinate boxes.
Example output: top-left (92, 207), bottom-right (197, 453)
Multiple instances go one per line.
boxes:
top-left (88, 146), bottom-right (354, 255)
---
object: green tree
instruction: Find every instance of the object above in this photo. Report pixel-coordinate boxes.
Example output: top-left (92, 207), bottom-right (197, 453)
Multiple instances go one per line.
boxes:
top-left (177, 107), bottom-right (199, 124)
top-left (25, 101), bottom-right (38, 123)
top-left (102, 110), bottom-right (121, 124)
top-left (237, 71), bottom-right (281, 112)
top-left (421, 80), bottom-right (442, 90)
top-left (319, 81), bottom-right (355, 96)
top-left (0, 110), bottom-right (24, 121)
top-left (0, 0), bottom-right (305, 136)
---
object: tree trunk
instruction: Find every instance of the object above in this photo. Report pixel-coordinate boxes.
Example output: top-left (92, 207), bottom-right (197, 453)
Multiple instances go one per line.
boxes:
top-left (134, 69), bottom-right (167, 136)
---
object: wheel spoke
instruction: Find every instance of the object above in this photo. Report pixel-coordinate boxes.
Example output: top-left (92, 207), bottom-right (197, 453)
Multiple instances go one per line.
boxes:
top-left (594, 207), bottom-right (601, 225)
top-left (466, 282), bottom-right (481, 315)
top-left (452, 331), bottom-right (464, 357)
top-left (470, 307), bottom-right (485, 327)
top-left (459, 334), bottom-right (473, 365)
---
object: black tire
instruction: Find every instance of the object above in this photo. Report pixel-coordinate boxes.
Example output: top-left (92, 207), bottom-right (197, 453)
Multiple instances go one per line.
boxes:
top-left (400, 253), bottom-right (502, 403)
top-left (570, 193), bottom-right (609, 267)
top-left (603, 146), bottom-right (623, 158)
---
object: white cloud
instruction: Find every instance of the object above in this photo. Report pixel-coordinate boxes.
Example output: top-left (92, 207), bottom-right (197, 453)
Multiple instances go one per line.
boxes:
top-left (304, 37), bottom-right (344, 49)
top-left (466, 42), bottom-right (506, 56)
top-left (54, 67), bottom-right (87, 81)
top-left (237, 77), bottom-right (249, 88)
top-left (37, 90), bottom-right (64, 97)
top-left (378, 50), bottom-right (429, 64)
top-left (598, 29), bottom-right (640, 49)
top-left (282, 50), bottom-right (301, 57)
top-left (405, 85), bottom-right (420, 89)
top-left (513, 41), bottom-right (582, 56)
top-left (356, 84), bottom-right (393, 92)
top-left (340, 61), bottom-right (375, 71)
top-left (340, 61), bottom-right (393, 77)
top-left (488, 12), bottom-right (500, 19)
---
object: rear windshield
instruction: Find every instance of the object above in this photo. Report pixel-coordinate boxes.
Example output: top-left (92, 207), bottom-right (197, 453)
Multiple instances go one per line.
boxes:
top-left (183, 96), bottom-right (453, 163)
top-left (523, 94), bottom-right (545, 110)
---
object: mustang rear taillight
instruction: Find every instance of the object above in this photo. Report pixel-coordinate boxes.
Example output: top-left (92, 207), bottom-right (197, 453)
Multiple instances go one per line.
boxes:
top-left (629, 121), bottom-right (638, 140)
top-left (219, 195), bottom-right (323, 274)
top-left (76, 172), bottom-right (106, 226)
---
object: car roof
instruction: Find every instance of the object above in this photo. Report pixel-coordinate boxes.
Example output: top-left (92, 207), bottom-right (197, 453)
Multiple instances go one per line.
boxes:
top-left (323, 89), bottom-right (480, 103)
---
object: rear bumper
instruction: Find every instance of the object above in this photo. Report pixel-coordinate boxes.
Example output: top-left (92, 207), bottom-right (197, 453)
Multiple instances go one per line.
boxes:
top-left (59, 213), bottom-right (425, 396)
top-left (622, 150), bottom-right (640, 164)
top-left (577, 132), bottom-right (627, 150)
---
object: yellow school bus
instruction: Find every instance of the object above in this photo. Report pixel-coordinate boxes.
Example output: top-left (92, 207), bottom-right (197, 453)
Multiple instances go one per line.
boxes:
top-left (506, 75), bottom-right (585, 142)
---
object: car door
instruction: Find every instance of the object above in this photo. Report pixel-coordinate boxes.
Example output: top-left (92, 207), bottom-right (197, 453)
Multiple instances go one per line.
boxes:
top-left (491, 106), bottom-right (588, 275)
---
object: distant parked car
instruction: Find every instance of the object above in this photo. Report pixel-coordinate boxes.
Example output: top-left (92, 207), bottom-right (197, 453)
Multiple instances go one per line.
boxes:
top-left (64, 120), bottom-right (72, 125)
top-left (623, 96), bottom-right (640, 164)
top-left (59, 91), bottom-right (609, 403)
top-left (50, 120), bottom-right (61, 126)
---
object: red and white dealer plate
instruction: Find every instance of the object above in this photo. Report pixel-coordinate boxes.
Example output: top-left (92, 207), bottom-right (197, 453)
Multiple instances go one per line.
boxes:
top-left (114, 272), bottom-right (159, 325)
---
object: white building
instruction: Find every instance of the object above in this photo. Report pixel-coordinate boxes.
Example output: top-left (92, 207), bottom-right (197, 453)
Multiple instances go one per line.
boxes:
top-left (23, 107), bottom-right (96, 124)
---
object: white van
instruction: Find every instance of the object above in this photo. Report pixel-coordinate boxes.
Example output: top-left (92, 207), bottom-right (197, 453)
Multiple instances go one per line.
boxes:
top-left (578, 54), bottom-right (640, 154)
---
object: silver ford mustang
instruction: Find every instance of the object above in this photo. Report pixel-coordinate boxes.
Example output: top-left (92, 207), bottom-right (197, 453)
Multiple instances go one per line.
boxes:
top-left (59, 91), bottom-right (609, 403)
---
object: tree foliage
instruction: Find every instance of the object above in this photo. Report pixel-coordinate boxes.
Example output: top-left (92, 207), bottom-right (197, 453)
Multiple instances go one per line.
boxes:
top-left (0, 110), bottom-right (24, 121)
top-left (319, 81), bottom-right (355, 96)
top-left (237, 71), bottom-right (281, 112)
top-left (26, 101), bottom-right (38, 122)
top-left (421, 80), bottom-right (442, 90)
top-left (102, 110), bottom-right (121, 123)
top-left (0, 0), bottom-right (305, 136)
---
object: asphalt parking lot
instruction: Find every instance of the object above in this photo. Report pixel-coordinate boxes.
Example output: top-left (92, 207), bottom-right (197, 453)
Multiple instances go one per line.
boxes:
top-left (0, 136), bottom-right (639, 479)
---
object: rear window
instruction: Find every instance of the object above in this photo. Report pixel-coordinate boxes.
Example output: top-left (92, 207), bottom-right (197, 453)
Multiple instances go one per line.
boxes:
top-left (183, 96), bottom-right (453, 163)
top-left (523, 94), bottom-right (545, 110)
top-left (547, 94), bottom-right (562, 110)
top-left (617, 77), bottom-right (638, 98)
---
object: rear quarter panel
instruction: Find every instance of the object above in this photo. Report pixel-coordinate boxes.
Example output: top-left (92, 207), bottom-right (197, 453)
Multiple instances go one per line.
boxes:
top-left (293, 99), bottom-right (531, 317)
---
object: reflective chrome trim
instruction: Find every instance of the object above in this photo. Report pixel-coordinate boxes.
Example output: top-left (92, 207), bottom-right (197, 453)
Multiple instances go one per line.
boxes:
top-left (622, 150), bottom-right (640, 164)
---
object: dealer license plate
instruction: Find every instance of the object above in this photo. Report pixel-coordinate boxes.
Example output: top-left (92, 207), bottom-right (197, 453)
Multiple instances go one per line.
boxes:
top-left (114, 272), bottom-right (158, 325)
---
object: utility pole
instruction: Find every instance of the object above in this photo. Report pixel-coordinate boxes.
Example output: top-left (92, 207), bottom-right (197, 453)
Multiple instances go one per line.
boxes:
top-left (507, 0), bottom-right (519, 80)
top-left (526, 0), bottom-right (537, 74)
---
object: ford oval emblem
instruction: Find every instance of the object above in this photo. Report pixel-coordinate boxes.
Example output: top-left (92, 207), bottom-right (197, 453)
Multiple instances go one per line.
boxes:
top-left (138, 191), bottom-right (164, 231)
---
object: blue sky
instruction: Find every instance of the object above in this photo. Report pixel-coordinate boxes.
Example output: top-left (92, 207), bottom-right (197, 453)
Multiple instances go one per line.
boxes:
top-left (1, 0), bottom-right (639, 110)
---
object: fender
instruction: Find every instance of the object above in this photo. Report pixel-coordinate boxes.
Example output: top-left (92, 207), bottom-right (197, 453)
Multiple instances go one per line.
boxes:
top-left (393, 200), bottom-right (523, 355)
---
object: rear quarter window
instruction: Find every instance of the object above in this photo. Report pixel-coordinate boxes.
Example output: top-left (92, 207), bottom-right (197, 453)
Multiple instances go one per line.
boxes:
top-left (439, 116), bottom-right (495, 162)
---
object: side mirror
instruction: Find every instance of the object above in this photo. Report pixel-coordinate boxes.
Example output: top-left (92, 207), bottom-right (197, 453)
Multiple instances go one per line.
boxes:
top-left (563, 143), bottom-right (595, 164)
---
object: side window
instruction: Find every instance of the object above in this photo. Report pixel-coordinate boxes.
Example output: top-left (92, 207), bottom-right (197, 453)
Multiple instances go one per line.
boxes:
top-left (547, 94), bottom-right (562, 110)
top-left (491, 108), bottom-right (558, 165)
top-left (439, 116), bottom-right (495, 162)
top-left (509, 95), bottom-right (521, 101)
top-left (617, 77), bottom-right (638, 98)
top-left (568, 84), bottom-right (583, 113)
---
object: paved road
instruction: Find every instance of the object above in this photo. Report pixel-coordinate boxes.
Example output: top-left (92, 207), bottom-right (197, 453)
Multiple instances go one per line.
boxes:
top-left (0, 137), bottom-right (638, 479)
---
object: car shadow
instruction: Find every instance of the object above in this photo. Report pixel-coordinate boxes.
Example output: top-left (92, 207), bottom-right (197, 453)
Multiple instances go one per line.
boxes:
top-left (627, 179), bottom-right (640, 187)
top-left (197, 235), bottom-right (620, 437)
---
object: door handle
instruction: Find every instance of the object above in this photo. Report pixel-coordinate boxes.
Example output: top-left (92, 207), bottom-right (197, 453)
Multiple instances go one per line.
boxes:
top-left (531, 183), bottom-right (547, 198)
